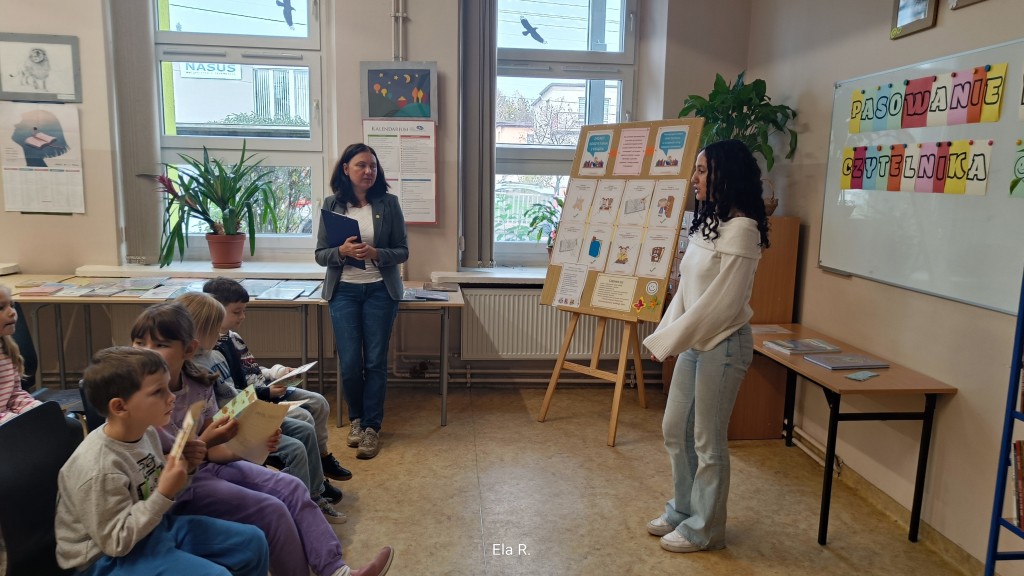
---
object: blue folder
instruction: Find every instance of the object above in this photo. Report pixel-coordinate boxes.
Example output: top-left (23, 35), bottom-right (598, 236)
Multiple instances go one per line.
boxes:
top-left (320, 208), bottom-right (366, 269)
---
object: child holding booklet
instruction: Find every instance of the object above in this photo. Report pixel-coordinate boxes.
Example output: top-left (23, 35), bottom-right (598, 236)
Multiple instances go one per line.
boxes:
top-left (202, 277), bottom-right (350, 481)
top-left (176, 292), bottom-right (345, 521)
top-left (56, 346), bottom-right (270, 575)
top-left (131, 302), bottom-right (394, 576)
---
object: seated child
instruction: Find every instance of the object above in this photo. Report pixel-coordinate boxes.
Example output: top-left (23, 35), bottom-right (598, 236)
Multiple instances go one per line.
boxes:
top-left (177, 292), bottom-right (345, 521)
top-left (0, 286), bottom-right (40, 424)
top-left (203, 277), bottom-right (350, 483)
top-left (131, 302), bottom-right (393, 576)
top-left (55, 346), bottom-right (269, 576)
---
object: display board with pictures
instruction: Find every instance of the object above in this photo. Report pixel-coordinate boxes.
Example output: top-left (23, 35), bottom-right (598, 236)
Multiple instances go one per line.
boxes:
top-left (540, 118), bottom-right (703, 323)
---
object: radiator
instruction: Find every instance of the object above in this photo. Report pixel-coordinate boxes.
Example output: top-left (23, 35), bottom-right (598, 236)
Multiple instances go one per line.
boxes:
top-left (460, 288), bottom-right (656, 360)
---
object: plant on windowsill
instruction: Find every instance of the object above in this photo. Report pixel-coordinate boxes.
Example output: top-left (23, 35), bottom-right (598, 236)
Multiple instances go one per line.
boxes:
top-left (154, 142), bottom-right (279, 268)
top-left (679, 71), bottom-right (798, 214)
top-left (524, 196), bottom-right (564, 257)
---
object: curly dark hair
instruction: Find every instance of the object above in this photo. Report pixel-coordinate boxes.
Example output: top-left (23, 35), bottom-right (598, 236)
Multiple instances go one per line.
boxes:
top-left (690, 139), bottom-right (770, 248)
top-left (328, 143), bottom-right (390, 213)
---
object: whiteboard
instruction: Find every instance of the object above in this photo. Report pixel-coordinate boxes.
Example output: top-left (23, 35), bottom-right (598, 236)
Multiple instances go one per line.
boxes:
top-left (819, 38), bottom-right (1024, 314)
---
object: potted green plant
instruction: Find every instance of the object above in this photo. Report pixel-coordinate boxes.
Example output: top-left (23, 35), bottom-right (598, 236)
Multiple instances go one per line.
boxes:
top-left (524, 196), bottom-right (564, 256)
top-left (154, 142), bottom-right (278, 268)
top-left (679, 71), bottom-right (798, 213)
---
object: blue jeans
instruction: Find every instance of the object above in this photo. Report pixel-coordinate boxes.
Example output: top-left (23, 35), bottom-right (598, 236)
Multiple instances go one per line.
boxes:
top-left (278, 415), bottom-right (325, 498)
top-left (661, 325), bottom-right (752, 549)
top-left (81, 515), bottom-right (269, 576)
top-left (329, 280), bottom-right (399, 432)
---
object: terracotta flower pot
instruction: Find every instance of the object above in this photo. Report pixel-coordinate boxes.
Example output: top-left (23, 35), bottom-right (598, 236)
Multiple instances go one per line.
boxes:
top-left (206, 233), bottom-right (246, 269)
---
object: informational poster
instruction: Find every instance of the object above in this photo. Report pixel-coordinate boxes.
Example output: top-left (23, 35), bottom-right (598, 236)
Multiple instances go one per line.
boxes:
top-left (0, 102), bottom-right (84, 213)
top-left (539, 118), bottom-right (703, 323)
top-left (362, 119), bottom-right (437, 224)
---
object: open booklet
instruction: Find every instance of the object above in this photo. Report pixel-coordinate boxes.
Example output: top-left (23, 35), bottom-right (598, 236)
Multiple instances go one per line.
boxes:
top-left (212, 385), bottom-right (290, 464)
top-left (266, 361), bottom-right (317, 388)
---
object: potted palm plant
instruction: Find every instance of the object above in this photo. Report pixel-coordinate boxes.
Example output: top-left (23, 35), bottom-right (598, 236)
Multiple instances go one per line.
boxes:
top-left (154, 142), bottom-right (278, 268)
top-left (524, 196), bottom-right (564, 257)
top-left (679, 71), bottom-right (798, 214)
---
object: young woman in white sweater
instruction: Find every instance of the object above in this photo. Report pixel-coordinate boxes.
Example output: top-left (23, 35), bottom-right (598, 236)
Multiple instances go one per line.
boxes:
top-left (643, 139), bottom-right (770, 553)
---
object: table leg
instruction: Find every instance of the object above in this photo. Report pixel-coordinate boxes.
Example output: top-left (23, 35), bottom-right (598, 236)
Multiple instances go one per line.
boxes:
top-left (300, 304), bottom-right (309, 389)
top-left (30, 307), bottom-right (42, 390)
top-left (818, 389), bottom-right (841, 545)
top-left (336, 356), bottom-right (343, 428)
top-left (784, 368), bottom-right (797, 446)
top-left (316, 306), bottom-right (324, 395)
top-left (440, 307), bottom-right (449, 427)
top-left (84, 305), bottom-right (93, 361)
top-left (55, 305), bottom-right (66, 390)
top-left (909, 394), bottom-right (937, 542)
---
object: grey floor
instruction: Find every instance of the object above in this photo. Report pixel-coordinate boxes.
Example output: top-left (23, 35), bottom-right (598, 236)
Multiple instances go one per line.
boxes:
top-left (323, 385), bottom-right (969, 576)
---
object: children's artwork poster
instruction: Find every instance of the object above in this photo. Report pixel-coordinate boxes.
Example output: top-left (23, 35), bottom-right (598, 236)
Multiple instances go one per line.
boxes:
top-left (604, 226), bottom-right (643, 277)
top-left (360, 61), bottom-right (437, 122)
top-left (612, 127), bottom-right (651, 176)
top-left (839, 139), bottom-right (991, 195)
top-left (579, 224), bottom-right (613, 271)
top-left (588, 179), bottom-right (625, 225)
top-left (848, 63), bottom-right (1007, 134)
top-left (540, 118), bottom-right (702, 323)
top-left (648, 179), bottom-right (687, 229)
top-left (0, 101), bottom-right (84, 213)
top-left (617, 179), bottom-right (655, 227)
top-left (649, 125), bottom-right (689, 176)
top-left (577, 129), bottom-right (614, 176)
top-left (362, 119), bottom-right (437, 223)
top-left (553, 262), bottom-right (588, 308)
top-left (563, 178), bottom-right (597, 222)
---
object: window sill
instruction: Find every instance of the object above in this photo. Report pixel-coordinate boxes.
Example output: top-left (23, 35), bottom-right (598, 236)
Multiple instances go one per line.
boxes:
top-left (76, 261), bottom-right (325, 280)
top-left (430, 267), bottom-right (547, 285)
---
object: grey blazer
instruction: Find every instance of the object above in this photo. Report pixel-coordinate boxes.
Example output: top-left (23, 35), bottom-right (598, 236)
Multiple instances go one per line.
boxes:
top-left (315, 193), bottom-right (409, 301)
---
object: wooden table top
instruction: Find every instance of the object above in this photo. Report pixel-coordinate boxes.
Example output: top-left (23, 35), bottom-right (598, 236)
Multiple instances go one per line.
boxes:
top-left (4, 275), bottom-right (464, 308)
top-left (753, 324), bottom-right (957, 396)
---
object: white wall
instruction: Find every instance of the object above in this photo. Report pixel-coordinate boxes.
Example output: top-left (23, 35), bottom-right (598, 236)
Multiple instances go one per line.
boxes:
top-left (742, 0), bottom-right (1024, 569)
top-left (0, 0), bottom-right (120, 272)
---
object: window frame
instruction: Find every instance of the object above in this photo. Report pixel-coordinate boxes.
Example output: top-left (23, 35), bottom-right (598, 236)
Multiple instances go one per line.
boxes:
top-left (492, 0), bottom-right (637, 265)
top-left (154, 0), bottom-right (321, 52)
top-left (146, 1), bottom-right (326, 260)
top-left (155, 47), bottom-right (322, 153)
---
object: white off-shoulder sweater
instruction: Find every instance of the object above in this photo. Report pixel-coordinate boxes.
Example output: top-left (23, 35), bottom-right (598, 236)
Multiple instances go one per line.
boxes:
top-left (643, 217), bottom-right (763, 361)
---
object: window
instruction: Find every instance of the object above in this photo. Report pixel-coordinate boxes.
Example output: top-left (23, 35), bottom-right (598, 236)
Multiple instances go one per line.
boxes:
top-left (152, 0), bottom-right (324, 260)
top-left (491, 0), bottom-right (636, 265)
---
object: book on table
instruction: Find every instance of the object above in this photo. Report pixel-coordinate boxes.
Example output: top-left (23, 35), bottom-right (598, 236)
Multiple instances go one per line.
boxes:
top-left (255, 286), bottom-right (304, 301)
top-left (401, 288), bottom-right (449, 301)
top-left (763, 338), bottom-right (841, 355)
top-left (803, 353), bottom-right (890, 370)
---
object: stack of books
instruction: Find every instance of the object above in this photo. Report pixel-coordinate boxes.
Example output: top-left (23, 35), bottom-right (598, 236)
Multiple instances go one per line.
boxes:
top-left (763, 338), bottom-right (840, 355)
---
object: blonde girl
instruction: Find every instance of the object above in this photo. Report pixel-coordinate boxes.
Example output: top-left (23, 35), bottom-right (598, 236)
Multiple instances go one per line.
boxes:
top-left (0, 286), bottom-right (41, 424)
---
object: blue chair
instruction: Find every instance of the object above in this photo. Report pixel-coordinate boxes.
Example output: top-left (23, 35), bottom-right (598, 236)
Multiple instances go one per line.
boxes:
top-left (0, 401), bottom-right (82, 575)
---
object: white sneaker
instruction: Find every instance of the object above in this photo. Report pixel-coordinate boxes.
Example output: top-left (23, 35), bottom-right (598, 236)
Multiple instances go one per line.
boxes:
top-left (347, 418), bottom-right (364, 447)
top-left (660, 530), bottom-right (701, 553)
top-left (646, 516), bottom-right (674, 536)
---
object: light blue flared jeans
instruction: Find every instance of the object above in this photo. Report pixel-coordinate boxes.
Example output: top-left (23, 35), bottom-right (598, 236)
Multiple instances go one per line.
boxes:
top-left (661, 324), bottom-right (753, 549)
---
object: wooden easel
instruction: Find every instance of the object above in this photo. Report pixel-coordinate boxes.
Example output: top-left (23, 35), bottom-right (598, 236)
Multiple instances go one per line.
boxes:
top-left (537, 312), bottom-right (646, 446)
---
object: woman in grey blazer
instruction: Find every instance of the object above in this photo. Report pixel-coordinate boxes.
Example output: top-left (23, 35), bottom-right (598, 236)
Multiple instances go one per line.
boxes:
top-left (315, 143), bottom-right (408, 460)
